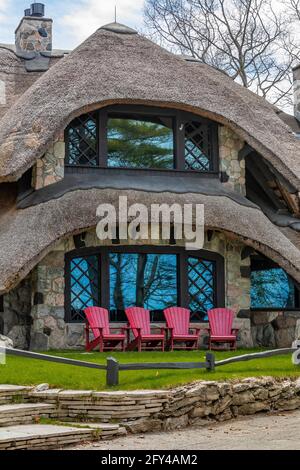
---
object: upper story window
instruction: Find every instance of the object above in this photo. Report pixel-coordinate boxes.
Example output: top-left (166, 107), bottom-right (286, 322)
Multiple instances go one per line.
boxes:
top-left (65, 105), bottom-right (219, 172)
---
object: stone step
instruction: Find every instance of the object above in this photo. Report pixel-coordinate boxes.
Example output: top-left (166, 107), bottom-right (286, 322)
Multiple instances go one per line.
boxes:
top-left (0, 424), bottom-right (98, 450)
top-left (0, 385), bottom-right (32, 404)
top-left (0, 403), bottom-right (57, 426)
top-left (0, 422), bottom-right (127, 449)
top-left (65, 421), bottom-right (127, 439)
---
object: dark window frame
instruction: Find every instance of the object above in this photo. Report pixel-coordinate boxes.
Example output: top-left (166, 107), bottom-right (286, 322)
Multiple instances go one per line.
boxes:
top-left (65, 105), bottom-right (219, 174)
top-left (65, 246), bottom-right (225, 323)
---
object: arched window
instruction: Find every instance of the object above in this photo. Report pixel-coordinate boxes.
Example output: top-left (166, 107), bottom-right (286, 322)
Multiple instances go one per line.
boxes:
top-left (65, 105), bottom-right (219, 173)
top-left (65, 246), bottom-right (224, 323)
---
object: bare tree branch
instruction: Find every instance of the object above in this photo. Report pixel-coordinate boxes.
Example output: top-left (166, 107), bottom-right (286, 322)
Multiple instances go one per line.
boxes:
top-left (144, 0), bottom-right (300, 111)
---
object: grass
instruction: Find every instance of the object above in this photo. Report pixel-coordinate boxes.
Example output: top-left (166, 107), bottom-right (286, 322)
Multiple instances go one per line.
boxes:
top-left (1, 349), bottom-right (299, 391)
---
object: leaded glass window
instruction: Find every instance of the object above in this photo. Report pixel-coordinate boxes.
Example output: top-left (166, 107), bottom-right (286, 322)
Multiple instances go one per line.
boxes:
top-left (185, 121), bottom-right (213, 171)
top-left (66, 112), bottom-right (98, 166)
top-left (69, 255), bottom-right (100, 321)
top-left (65, 107), bottom-right (219, 172)
top-left (188, 257), bottom-right (216, 321)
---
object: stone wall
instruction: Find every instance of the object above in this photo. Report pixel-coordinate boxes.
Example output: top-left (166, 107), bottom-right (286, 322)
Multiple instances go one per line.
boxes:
top-left (2, 278), bottom-right (32, 349)
top-left (29, 377), bottom-right (300, 432)
top-left (28, 229), bottom-right (252, 350)
top-left (33, 134), bottom-right (65, 189)
top-left (249, 311), bottom-right (300, 348)
top-left (30, 237), bottom-right (80, 350)
top-left (219, 126), bottom-right (245, 194)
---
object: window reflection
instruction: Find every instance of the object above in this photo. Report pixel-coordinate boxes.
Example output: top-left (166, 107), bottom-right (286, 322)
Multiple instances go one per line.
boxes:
top-left (251, 268), bottom-right (296, 309)
top-left (109, 253), bottom-right (177, 312)
top-left (107, 116), bottom-right (174, 169)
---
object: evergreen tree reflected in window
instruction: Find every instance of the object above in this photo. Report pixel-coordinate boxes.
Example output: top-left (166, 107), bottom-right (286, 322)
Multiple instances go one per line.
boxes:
top-left (107, 116), bottom-right (174, 169)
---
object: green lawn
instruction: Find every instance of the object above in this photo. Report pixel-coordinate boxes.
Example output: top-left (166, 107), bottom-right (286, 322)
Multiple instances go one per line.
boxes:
top-left (1, 349), bottom-right (299, 391)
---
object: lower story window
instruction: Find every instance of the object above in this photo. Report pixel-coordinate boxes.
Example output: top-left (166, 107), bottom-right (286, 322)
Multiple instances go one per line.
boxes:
top-left (250, 259), bottom-right (300, 309)
top-left (65, 248), bottom-right (224, 322)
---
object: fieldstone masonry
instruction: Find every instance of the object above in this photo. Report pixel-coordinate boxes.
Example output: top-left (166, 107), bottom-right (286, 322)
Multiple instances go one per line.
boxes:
top-left (15, 16), bottom-right (52, 53)
top-left (28, 377), bottom-right (300, 432)
top-left (33, 136), bottom-right (65, 189)
top-left (219, 126), bottom-right (245, 194)
top-left (2, 278), bottom-right (32, 349)
top-left (250, 311), bottom-right (300, 348)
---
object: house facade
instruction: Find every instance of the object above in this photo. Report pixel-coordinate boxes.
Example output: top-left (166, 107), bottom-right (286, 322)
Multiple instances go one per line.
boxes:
top-left (1, 4), bottom-right (300, 350)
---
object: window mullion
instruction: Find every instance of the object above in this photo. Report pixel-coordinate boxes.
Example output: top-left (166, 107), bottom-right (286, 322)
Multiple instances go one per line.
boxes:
top-left (179, 252), bottom-right (189, 308)
top-left (100, 251), bottom-right (109, 310)
top-left (98, 110), bottom-right (108, 166)
top-left (175, 111), bottom-right (185, 170)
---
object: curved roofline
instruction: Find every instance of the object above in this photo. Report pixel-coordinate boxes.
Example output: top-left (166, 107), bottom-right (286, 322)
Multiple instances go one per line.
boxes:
top-left (0, 27), bottom-right (299, 188)
top-left (0, 189), bottom-right (299, 293)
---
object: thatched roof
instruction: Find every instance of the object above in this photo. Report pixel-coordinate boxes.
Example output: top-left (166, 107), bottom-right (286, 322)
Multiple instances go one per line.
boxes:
top-left (0, 187), bottom-right (300, 294)
top-left (0, 23), bottom-right (300, 188)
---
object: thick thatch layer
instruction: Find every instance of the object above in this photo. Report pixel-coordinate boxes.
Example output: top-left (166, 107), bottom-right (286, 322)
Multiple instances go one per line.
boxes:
top-left (0, 24), bottom-right (300, 188)
top-left (0, 188), bottom-right (299, 294)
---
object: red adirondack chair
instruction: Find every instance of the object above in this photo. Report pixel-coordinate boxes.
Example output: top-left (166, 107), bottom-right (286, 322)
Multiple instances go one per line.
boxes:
top-left (125, 307), bottom-right (166, 352)
top-left (207, 308), bottom-right (238, 350)
top-left (163, 307), bottom-right (201, 351)
top-left (84, 307), bottom-right (127, 352)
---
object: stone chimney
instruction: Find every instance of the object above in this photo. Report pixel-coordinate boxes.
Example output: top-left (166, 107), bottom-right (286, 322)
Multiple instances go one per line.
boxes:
top-left (293, 65), bottom-right (300, 121)
top-left (15, 3), bottom-right (52, 55)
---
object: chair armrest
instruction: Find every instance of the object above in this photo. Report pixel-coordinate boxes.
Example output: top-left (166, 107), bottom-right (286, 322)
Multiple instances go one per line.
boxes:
top-left (189, 326), bottom-right (201, 334)
top-left (86, 324), bottom-right (104, 334)
top-left (110, 326), bottom-right (129, 331)
top-left (151, 327), bottom-right (168, 335)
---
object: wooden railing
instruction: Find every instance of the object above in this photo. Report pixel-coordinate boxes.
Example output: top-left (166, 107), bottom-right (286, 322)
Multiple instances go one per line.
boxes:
top-left (1, 346), bottom-right (299, 387)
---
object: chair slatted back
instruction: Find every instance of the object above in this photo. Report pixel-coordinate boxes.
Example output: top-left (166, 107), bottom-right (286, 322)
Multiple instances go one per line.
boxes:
top-left (125, 307), bottom-right (151, 338)
top-left (164, 307), bottom-right (190, 335)
top-left (84, 307), bottom-right (110, 338)
top-left (207, 308), bottom-right (234, 336)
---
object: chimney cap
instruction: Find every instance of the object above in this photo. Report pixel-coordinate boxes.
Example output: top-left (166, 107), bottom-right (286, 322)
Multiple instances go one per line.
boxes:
top-left (23, 3), bottom-right (45, 18)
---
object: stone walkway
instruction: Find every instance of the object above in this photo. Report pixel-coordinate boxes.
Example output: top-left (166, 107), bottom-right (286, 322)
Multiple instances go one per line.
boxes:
top-left (72, 410), bottom-right (300, 450)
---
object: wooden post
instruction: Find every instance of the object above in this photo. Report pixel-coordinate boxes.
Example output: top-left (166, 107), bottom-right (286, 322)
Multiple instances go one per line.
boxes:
top-left (106, 357), bottom-right (119, 386)
top-left (206, 352), bottom-right (215, 371)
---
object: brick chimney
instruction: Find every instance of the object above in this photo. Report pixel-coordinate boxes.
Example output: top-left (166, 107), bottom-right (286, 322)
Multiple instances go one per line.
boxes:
top-left (15, 3), bottom-right (52, 54)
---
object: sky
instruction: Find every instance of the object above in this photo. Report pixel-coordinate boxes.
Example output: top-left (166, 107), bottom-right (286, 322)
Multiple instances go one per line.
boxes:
top-left (0, 0), bottom-right (145, 49)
